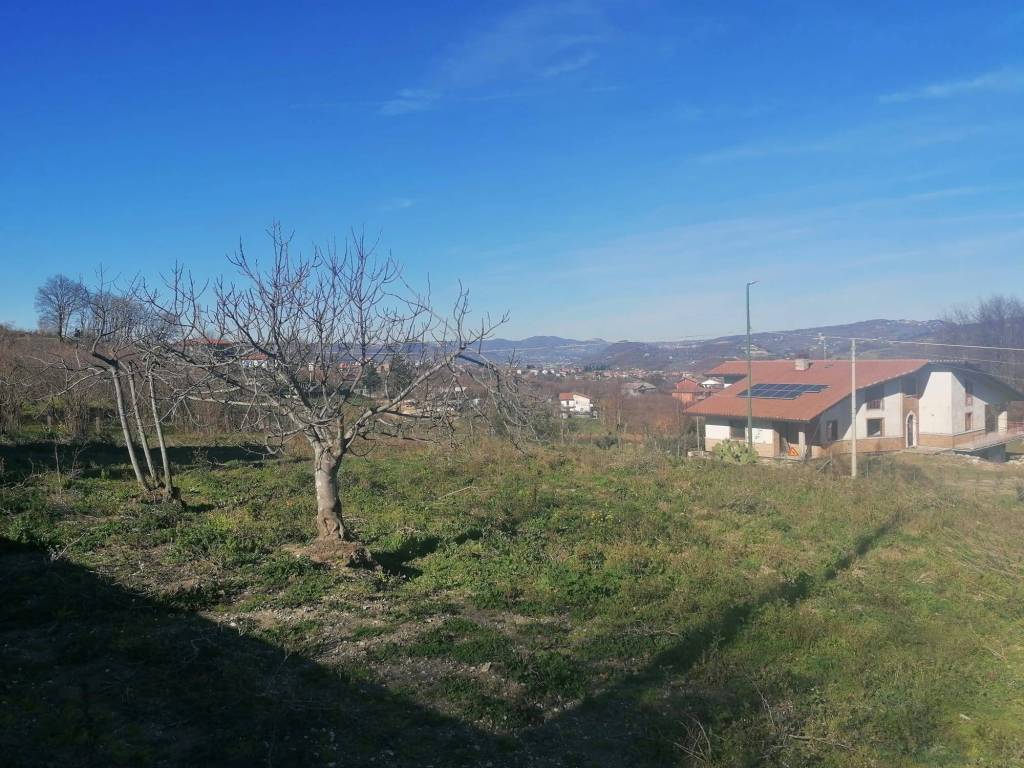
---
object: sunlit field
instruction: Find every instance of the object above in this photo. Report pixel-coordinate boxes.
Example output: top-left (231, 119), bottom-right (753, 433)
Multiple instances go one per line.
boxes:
top-left (2, 438), bottom-right (1023, 767)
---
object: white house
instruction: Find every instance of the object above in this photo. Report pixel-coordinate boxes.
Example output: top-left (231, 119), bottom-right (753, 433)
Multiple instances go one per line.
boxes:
top-left (558, 392), bottom-right (595, 416)
top-left (687, 359), bottom-right (1024, 461)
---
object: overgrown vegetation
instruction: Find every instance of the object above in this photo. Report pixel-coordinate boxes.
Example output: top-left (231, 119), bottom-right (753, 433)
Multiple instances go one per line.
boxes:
top-left (2, 437), bottom-right (1023, 766)
top-left (712, 438), bottom-right (759, 464)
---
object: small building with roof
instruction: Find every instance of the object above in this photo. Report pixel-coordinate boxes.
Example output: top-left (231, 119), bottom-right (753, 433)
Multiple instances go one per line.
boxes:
top-left (686, 358), bottom-right (1024, 460)
top-left (672, 376), bottom-right (719, 407)
top-left (558, 392), bottom-right (595, 416)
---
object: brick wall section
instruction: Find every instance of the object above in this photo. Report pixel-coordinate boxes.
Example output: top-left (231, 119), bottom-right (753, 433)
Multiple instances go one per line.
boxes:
top-left (917, 430), bottom-right (989, 449)
top-left (825, 436), bottom-right (905, 455)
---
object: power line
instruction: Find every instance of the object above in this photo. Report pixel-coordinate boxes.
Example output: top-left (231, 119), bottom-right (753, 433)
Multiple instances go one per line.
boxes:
top-left (819, 335), bottom-right (1024, 353)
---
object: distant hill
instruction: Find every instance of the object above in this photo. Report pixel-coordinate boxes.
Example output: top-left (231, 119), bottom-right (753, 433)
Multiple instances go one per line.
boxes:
top-left (655, 319), bottom-right (950, 372)
top-left (486, 319), bottom-right (950, 370)
top-left (479, 336), bottom-right (609, 364)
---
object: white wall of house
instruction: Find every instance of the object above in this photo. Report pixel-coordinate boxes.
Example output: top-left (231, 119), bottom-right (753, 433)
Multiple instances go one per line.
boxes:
top-left (919, 369), bottom-right (953, 434)
top-left (816, 377), bottom-right (904, 442)
top-left (560, 394), bottom-right (593, 414)
top-left (705, 418), bottom-right (776, 445)
top-left (946, 368), bottom-right (1011, 434)
top-left (705, 420), bottom-right (731, 441)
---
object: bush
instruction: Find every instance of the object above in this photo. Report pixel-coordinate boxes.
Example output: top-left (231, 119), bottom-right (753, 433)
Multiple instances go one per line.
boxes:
top-left (713, 439), bottom-right (758, 464)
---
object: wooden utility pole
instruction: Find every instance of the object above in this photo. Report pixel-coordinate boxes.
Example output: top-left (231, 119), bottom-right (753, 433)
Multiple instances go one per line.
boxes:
top-left (850, 338), bottom-right (857, 478)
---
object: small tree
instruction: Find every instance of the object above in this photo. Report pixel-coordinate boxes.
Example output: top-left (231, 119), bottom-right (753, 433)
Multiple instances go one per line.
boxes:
top-left (42, 273), bottom-right (180, 500)
top-left (154, 224), bottom-right (530, 556)
top-left (35, 274), bottom-right (87, 340)
top-left (360, 363), bottom-right (383, 396)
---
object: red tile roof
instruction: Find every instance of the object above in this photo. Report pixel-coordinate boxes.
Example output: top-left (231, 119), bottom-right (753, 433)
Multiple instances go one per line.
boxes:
top-left (686, 359), bottom-right (929, 422)
top-left (674, 378), bottom-right (704, 393)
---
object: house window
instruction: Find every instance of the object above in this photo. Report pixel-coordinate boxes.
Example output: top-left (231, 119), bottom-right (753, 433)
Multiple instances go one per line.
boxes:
top-left (865, 385), bottom-right (884, 411)
top-left (825, 420), bottom-right (839, 442)
top-left (965, 412), bottom-right (973, 431)
top-left (965, 380), bottom-right (974, 406)
top-left (729, 420), bottom-right (746, 439)
top-left (866, 418), bottom-right (884, 438)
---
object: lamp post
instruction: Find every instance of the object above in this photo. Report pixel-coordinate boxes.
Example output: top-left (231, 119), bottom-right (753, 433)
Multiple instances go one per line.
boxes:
top-left (746, 280), bottom-right (758, 452)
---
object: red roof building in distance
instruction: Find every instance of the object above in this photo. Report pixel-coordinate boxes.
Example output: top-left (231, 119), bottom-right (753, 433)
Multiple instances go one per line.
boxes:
top-left (687, 358), bottom-right (1024, 461)
top-left (671, 376), bottom-right (717, 408)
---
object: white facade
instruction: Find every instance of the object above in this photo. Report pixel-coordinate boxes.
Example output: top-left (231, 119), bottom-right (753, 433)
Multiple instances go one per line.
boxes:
top-left (920, 367), bottom-right (1012, 437)
top-left (817, 376), bottom-right (905, 443)
top-left (560, 393), bottom-right (594, 415)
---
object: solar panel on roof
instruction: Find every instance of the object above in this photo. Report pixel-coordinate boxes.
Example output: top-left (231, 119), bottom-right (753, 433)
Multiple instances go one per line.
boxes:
top-left (737, 383), bottom-right (828, 399)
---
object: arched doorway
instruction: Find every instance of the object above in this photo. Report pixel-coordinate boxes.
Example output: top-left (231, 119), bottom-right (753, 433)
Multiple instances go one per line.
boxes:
top-left (906, 413), bottom-right (916, 448)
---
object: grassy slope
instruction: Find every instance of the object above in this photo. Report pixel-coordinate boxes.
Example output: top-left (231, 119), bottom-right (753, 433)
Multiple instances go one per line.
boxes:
top-left (1, 440), bottom-right (1022, 766)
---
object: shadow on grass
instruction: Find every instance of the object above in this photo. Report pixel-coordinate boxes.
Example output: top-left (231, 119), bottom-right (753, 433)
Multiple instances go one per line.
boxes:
top-left (1, 515), bottom-right (902, 767)
top-left (374, 535), bottom-right (442, 579)
top-left (0, 441), bottom-right (273, 484)
top-left (0, 537), bottom-right (502, 768)
top-left (374, 528), bottom-right (484, 580)
top-left (517, 516), bottom-right (902, 764)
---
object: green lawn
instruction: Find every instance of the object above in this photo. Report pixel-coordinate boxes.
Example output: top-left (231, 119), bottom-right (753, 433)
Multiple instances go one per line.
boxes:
top-left (1, 439), bottom-right (1022, 766)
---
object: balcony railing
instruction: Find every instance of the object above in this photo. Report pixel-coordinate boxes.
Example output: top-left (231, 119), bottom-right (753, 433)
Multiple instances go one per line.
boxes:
top-left (953, 421), bottom-right (1024, 451)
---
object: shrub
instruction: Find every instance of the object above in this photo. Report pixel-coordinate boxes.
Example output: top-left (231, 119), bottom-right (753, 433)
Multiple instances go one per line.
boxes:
top-left (713, 440), bottom-right (758, 464)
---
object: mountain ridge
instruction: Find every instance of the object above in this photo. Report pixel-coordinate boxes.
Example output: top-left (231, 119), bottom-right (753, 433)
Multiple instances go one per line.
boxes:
top-left (483, 319), bottom-right (949, 368)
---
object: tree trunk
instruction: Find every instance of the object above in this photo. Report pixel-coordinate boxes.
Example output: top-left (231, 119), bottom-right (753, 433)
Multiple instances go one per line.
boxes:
top-left (312, 445), bottom-right (345, 540)
top-left (147, 371), bottom-right (177, 501)
top-left (126, 369), bottom-right (158, 484)
top-left (109, 368), bottom-right (151, 491)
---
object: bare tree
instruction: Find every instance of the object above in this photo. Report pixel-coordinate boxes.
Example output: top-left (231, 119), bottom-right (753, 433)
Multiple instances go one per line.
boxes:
top-left (41, 273), bottom-right (181, 500)
top-left (0, 325), bottom-right (28, 435)
top-left (942, 294), bottom-right (1024, 386)
top-left (34, 274), bottom-right (87, 340)
top-left (152, 224), bottom-right (530, 557)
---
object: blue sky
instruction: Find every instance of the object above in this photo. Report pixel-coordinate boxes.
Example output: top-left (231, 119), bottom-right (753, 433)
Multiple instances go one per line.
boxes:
top-left (2, 1), bottom-right (1023, 340)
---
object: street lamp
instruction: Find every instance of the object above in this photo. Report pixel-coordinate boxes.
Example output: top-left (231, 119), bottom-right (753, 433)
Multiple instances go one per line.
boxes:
top-left (746, 280), bottom-right (759, 452)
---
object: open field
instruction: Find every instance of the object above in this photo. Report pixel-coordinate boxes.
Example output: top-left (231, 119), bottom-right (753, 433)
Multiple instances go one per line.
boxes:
top-left (2, 439), bottom-right (1023, 767)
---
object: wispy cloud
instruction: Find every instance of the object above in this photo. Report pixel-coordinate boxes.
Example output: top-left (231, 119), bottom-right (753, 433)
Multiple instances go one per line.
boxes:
top-left (541, 50), bottom-right (597, 78)
top-left (881, 67), bottom-right (1024, 103)
top-left (380, 1), bottom-right (609, 116)
top-left (380, 197), bottom-right (416, 211)
top-left (380, 89), bottom-right (440, 116)
top-left (695, 120), bottom-right (1001, 163)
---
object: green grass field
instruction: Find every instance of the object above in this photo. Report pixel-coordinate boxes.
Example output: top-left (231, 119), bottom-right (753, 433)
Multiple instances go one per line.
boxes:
top-left (2, 438), bottom-right (1023, 766)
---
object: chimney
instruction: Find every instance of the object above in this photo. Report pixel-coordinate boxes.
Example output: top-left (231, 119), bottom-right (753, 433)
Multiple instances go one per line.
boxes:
top-left (794, 358), bottom-right (810, 371)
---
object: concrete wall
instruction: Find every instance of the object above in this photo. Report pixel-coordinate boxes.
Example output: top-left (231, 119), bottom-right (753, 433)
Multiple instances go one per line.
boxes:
top-left (919, 369), bottom-right (953, 434)
top-left (920, 368), bottom-right (1013, 438)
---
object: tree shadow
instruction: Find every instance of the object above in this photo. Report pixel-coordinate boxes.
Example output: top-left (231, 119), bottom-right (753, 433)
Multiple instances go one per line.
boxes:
top-left (515, 516), bottom-right (902, 765)
top-left (0, 537), bottom-right (504, 768)
top-left (1, 516), bottom-right (902, 767)
top-left (374, 528), bottom-right (484, 580)
top-left (374, 535), bottom-right (442, 579)
top-left (0, 441), bottom-right (273, 485)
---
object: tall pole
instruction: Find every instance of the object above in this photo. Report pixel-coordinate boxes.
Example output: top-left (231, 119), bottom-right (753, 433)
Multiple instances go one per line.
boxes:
top-left (850, 338), bottom-right (857, 478)
top-left (746, 281), bottom-right (758, 451)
